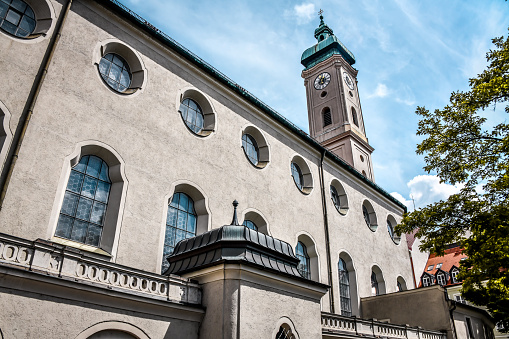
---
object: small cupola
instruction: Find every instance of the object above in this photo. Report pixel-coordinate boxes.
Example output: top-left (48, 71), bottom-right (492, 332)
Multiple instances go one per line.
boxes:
top-left (314, 13), bottom-right (334, 42)
top-left (301, 11), bottom-right (356, 69)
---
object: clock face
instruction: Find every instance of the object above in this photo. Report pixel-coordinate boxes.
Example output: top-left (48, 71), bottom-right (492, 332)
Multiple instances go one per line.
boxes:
top-left (314, 72), bottom-right (331, 90)
top-left (343, 73), bottom-right (354, 90)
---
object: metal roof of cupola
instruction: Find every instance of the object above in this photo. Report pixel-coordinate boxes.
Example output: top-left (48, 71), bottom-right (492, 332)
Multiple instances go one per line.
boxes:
top-left (301, 12), bottom-right (356, 69)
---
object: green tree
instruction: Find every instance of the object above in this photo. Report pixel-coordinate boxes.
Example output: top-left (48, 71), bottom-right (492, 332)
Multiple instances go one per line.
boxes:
top-left (396, 29), bottom-right (509, 330)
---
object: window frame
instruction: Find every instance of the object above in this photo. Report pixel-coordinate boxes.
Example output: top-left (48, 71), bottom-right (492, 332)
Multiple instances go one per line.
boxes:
top-left (338, 257), bottom-right (352, 316)
top-left (242, 133), bottom-right (260, 166)
top-left (290, 155), bottom-right (313, 194)
top-left (371, 271), bottom-right (379, 296)
top-left (351, 107), bottom-right (359, 127)
top-left (176, 87), bottom-right (216, 137)
top-left (54, 155), bottom-right (112, 247)
top-left (295, 241), bottom-right (311, 279)
top-left (0, 0), bottom-right (54, 41)
top-left (48, 141), bottom-right (128, 259)
top-left (0, 102), bottom-right (12, 174)
top-left (362, 200), bottom-right (378, 232)
top-left (93, 39), bottom-right (146, 96)
top-left (161, 192), bottom-right (198, 273)
top-left (322, 107), bottom-right (332, 127)
top-left (242, 219), bottom-right (258, 231)
top-left (240, 125), bottom-right (270, 169)
top-left (330, 179), bottom-right (349, 215)
top-left (386, 214), bottom-right (400, 244)
top-left (451, 267), bottom-right (460, 283)
top-left (98, 53), bottom-right (132, 94)
top-left (179, 97), bottom-right (205, 135)
top-left (436, 270), bottom-right (447, 286)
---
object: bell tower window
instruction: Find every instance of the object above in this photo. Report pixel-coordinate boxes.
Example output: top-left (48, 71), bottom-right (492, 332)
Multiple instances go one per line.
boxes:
top-left (322, 107), bottom-right (332, 127)
top-left (351, 107), bottom-right (359, 127)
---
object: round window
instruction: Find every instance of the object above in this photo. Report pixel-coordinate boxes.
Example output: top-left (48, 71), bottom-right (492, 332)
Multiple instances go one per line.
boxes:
top-left (0, 0), bottom-right (36, 38)
top-left (330, 185), bottom-right (340, 211)
top-left (291, 162), bottom-right (304, 191)
top-left (98, 53), bottom-right (132, 93)
top-left (387, 219), bottom-right (394, 238)
top-left (363, 205), bottom-right (370, 226)
top-left (179, 98), bottom-right (204, 135)
top-left (242, 133), bottom-right (259, 166)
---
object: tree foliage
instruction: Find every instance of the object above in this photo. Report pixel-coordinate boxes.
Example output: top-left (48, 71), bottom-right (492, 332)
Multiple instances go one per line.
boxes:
top-left (396, 29), bottom-right (509, 330)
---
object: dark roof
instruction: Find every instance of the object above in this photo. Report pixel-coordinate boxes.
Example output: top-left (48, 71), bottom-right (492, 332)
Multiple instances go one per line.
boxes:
top-left (97, 0), bottom-right (407, 213)
top-left (165, 225), bottom-right (308, 280)
top-left (301, 35), bottom-right (356, 68)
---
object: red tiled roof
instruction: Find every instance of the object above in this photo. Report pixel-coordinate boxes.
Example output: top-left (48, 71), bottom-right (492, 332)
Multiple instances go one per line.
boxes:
top-left (420, 244), bottom-right (467, 287)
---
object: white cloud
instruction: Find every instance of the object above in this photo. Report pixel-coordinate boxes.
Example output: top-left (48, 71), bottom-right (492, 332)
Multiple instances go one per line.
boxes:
top-left (395, 97), bottom-right (416, 106)
top-left (369, 83), bottom-right (390, 98)
top-left (290, 3), bottom-right (316, 24)
top-left (391, 175), bottom-right (464, 211)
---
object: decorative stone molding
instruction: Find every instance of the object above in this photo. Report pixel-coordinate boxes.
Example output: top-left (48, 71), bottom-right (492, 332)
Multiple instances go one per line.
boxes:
top-left (0, 233), bottom-right (201, 305)
top-left (321, 313), bottom-right (447, 339)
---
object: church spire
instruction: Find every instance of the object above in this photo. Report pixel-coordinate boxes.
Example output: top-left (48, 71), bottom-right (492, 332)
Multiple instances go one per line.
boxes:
top-left (301, 11), bottom-right (355, 69)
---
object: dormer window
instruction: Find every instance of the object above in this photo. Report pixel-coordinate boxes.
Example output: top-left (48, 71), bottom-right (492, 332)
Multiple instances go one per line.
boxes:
top-left (436, 272), bottom-right (446, 286)
top-left (422, 275), bottom-right (431, 287)
top-left (451, 268), bottom-right (460, 283)
top-left (427, 265), bottom-right (434, 271)
top-left (436, 263), bottom-right (443, 269)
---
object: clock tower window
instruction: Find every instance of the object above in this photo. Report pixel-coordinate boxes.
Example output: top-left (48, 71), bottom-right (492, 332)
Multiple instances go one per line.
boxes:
top-left (323, 107), bottom-right (332, 127)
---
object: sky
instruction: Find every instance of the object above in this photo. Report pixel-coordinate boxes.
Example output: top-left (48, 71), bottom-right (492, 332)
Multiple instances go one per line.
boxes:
top-left (119, 0), bottom-right (509, 211)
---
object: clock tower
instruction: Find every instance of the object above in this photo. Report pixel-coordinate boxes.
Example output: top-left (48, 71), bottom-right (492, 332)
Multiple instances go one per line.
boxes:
top-left (301, 14), bottom-right (375, 182)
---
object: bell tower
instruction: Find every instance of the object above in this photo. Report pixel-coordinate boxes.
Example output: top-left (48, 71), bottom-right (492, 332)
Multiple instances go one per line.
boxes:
top-left (301, 13), bottom-right (375, 182)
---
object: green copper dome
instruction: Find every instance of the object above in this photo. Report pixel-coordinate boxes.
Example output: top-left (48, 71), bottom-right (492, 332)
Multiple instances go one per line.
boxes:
top-left (301, 15), bottom-right (355, 69)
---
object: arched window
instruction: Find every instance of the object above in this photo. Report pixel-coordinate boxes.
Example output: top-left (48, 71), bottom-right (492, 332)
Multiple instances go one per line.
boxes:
top-left (179, 98), bottom-right (204, 135)
top-left (322, 107), bottom-right (332, 127)
top-left (291, 162), bottom-right (303, 190)
top-left (55, 155), bottom-right (111, 247)
top-left (243, 219), bottom-right (258, 231)
top-left (295, 241), bottom-right (310, 279)
top-left (371, 271), bottom-right (379, 296)
top-left (162, 192), bottom-right (197, 273)
top-left (98, 53), bottom-right (132, 93)
top-left (276, 324), bottom-right (296, 339)
top-left (351, 107), bottom-right (359, 127)
top-left (242, 133), bottom-right (259, 166)
top-left (397, 276), bottom-right (407, 291)
top-left (338, 258), bottom-right (352, 316)
top-left (0, 0), bottom-right (36, 38)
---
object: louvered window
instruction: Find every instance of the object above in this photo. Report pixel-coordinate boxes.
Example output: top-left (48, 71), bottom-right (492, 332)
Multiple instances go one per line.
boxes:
top-left (323, 107), bottom-right (332, 127)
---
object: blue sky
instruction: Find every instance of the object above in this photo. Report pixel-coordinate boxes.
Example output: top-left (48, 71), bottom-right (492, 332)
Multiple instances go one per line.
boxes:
top-left (120, 0), bottom-right (509, 210)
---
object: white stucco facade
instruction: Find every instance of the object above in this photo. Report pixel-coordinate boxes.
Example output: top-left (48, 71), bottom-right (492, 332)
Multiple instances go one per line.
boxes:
top-left (0, 0), bottom-right (489, 338)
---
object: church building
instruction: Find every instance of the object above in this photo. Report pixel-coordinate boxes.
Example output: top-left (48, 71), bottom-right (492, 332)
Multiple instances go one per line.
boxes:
top-left (0, 0), bottom-right (489, 338)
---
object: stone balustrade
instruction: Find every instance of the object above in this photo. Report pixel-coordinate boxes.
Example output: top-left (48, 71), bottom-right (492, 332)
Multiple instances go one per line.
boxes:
top-left (0, 233), bottom-right (201, 305)
top-left (322, 312), bottom-right (447, 339)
